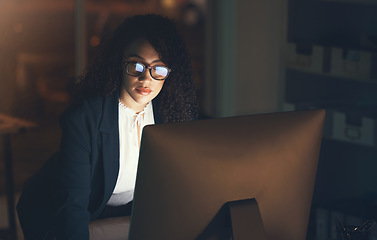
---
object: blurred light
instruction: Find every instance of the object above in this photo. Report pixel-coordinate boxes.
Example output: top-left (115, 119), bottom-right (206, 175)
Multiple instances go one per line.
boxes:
top-left (13, 23), bottom-right (23, 33)
top-left (183, 8), bottom-right (200, 27)
top-left (161, 0), bottom-right (176, 8)
top-left (90, 35), bottom-right (101, 47)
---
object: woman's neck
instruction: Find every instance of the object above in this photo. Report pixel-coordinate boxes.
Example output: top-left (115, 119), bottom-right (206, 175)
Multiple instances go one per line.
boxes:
top-left (119, 98), bottom-right (146, 114)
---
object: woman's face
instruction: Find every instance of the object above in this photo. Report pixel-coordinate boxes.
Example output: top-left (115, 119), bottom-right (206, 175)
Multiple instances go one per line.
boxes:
top-left (120, 39), bottom-right (166, 113)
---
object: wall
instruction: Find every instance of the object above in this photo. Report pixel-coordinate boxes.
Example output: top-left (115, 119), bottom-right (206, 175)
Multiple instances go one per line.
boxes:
top-left (235, 0), bottom-right (287, 115)
top-left (204, 0), bottom-right (287, 117)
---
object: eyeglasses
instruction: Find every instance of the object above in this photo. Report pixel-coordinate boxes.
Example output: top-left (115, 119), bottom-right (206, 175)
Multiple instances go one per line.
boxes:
top-left (124, 61), bottom-right (171, 81)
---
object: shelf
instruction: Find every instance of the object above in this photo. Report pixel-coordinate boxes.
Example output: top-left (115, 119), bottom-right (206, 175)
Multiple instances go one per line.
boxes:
top-left (320, 0), bottom-right (377, 6)
top-left (288, 1), bottom-right (377, 49)
top-left (287, 2), bottom-right (377, 237)
top-left (286, 0), bottom-right (377, 116)
top-left (286, 66), bottom-right (377, 85)
top-left (285, 68), bottom-right (377, 112)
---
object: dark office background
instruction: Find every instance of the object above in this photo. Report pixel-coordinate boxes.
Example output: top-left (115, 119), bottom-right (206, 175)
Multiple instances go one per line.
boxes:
top-left (1, 0), bottom-right (377, 239)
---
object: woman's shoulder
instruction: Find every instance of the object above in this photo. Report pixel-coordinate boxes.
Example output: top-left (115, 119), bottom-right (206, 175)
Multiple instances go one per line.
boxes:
top-left (63, 94), bottom-right (103, 117)
top-left (59, 93), bottom-right (116, 128)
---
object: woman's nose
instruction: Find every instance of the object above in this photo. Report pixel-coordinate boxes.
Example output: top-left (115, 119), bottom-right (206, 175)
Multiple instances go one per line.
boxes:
top-left (138, 69), bottom-right (153, 82)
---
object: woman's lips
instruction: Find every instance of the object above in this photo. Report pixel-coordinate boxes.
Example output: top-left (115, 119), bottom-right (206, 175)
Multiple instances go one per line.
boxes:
top-left (135, 87), bottom-right (152, 96)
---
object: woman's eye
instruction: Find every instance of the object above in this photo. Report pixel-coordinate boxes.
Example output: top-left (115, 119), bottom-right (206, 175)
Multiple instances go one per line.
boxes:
top-left (135, 63), bottom-right (144, 73)
top-left (155, 66), bottom-right (168, 76)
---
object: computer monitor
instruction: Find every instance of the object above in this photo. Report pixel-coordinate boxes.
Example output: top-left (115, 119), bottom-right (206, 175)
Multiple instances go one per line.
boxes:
top-left (129, 109), bottom-right (326, 240)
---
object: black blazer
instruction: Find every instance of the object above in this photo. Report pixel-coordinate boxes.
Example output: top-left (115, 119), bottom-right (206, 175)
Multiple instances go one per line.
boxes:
top-left (17, 92), bottom-right (162, 240)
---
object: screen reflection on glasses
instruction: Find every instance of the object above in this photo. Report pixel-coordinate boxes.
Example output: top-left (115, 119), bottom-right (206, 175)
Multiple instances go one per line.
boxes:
top-left (124, 61), bottom-right (171, 81)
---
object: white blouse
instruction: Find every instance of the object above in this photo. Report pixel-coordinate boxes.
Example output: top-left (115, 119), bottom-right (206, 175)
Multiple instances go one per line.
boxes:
top-left (107, 101), bottom-right (155, 206)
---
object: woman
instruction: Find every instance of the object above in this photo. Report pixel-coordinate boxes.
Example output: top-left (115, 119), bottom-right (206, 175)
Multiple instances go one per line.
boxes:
top-left (17, 14), bottom-right (198, 240)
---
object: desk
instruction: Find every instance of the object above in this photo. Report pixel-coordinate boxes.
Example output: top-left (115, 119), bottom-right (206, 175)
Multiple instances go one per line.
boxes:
top-left (0, 114), bottom-right (36, 240)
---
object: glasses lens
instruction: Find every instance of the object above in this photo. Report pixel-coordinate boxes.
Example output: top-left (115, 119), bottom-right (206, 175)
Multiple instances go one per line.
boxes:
top-left (152, 66), bottom-right (169, 80)
top-left (127, 62), bottom-right (144, 76)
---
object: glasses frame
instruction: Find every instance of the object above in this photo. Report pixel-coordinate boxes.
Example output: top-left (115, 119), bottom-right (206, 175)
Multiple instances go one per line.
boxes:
top-left (124, 61), bottom-right (171, 81)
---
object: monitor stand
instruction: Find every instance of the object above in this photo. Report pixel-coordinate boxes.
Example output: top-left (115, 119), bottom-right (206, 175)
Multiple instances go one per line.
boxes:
top-left (196, 198), bottom-right (268, 240)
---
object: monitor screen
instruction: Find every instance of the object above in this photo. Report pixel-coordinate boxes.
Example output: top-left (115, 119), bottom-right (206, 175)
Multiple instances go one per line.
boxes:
top-left (129, 109), bottom-right (325, 240)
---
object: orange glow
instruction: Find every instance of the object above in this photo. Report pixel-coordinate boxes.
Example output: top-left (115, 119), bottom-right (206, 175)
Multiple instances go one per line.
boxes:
top-left (161, 0), bottom-right (176, 9)
top-left (90, 36), bottom-right (101, 47)
top-left (13, 23), bottom-right (24, 33)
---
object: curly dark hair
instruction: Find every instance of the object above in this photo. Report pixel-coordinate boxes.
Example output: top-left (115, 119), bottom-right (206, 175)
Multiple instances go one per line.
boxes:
top-left (77, 14), bottom-right (198, 122)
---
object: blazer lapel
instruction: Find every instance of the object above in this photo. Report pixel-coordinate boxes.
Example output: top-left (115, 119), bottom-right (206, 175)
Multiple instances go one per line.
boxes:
top-left (95, 94), bottom-right (161, 214)
top-left (98, 92), bottom-right (120, 209)
top-left (152, 99), bottom-right (163, 124)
